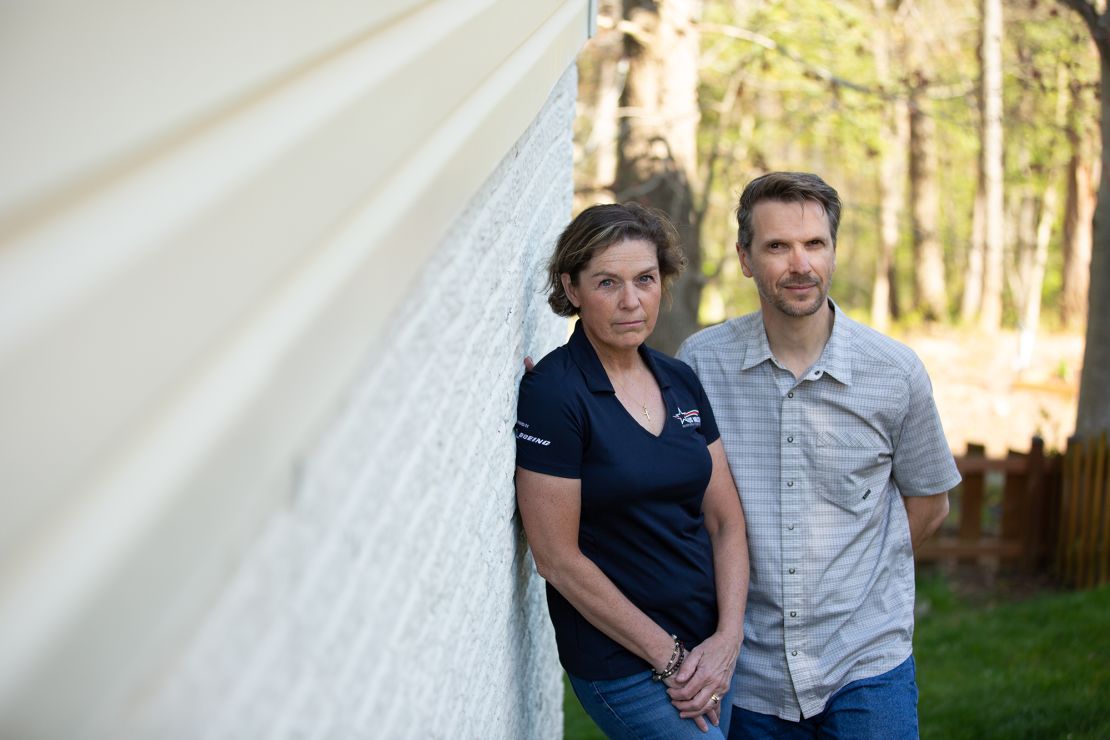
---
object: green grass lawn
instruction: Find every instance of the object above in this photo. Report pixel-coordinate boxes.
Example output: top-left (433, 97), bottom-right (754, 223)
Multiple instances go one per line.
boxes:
top-left (563, 673), bottom-right (606, 740)
top-left (563, 581), bottom-right (1110, 739)
top-left (916, 579), bottom-right (1110, 739)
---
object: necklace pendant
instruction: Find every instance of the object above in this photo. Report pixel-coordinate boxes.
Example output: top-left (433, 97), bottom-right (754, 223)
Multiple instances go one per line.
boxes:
top-left (641, 405), bottom-right (651, 422)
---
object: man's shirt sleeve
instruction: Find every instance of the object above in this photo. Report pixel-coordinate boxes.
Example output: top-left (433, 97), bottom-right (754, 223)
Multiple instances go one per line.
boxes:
top-left (676, 338), bottom-right (696, 370)
top-left (676, 342), bottom-right (719, 445)
top-left (892, 356), bottom-right (962, 496)
top-left (514, 369), bottom-right (585, 479)
top-left (693, 372), bottom-right (721, 445)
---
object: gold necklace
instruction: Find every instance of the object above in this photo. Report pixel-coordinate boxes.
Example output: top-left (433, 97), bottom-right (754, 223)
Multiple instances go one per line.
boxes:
top-left (611, 370), bottom-right (652, 423)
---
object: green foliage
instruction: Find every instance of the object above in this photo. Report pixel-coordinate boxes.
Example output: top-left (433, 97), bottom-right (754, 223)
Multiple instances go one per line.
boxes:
top-left (696, 0), bottom-right (978, 321)
top-left (575, 0), bottom-right (1099, 329)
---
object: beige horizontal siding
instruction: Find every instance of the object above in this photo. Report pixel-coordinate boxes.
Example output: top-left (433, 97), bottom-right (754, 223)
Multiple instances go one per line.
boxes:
top-left (0, 0), bottom-right (588, 736)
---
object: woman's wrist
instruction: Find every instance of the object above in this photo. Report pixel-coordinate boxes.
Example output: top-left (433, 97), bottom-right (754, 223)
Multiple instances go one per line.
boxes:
top-left (715, 615), bottom-right (744, 643)
top-left (712, 626), bottom-right (744, 658)
top-left (650, 634), bottom-right (687, 681)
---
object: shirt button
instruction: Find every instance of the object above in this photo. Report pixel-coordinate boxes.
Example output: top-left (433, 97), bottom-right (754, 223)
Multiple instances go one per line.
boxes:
top-left (791, 650), bottom-right (798, 656)
top-left (787, 391), bottom-right (794, 398)
top-left (790, 611), bottom-right (797, 617)
top-left (787, 480), bottom-right (794, 487)
top-left (789, 568), bottom-right (796, 574)
top-left (787, 435), bottom-right (794, 443)
top-left (787, 524), bottom-right (795, 530)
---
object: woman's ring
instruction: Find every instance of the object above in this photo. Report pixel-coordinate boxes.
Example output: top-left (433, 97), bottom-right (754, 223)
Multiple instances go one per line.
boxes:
top-left (710, 693), bottom-right (721, 705)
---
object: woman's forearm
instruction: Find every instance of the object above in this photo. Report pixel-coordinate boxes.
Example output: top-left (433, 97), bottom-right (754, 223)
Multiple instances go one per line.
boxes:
top-left (539, 550), bottom-right (678, 671)
top-left (708, 512), bottom-right (748, 643)
top-left (702, 440), bottom-right (749, 643)
top-left (516, 466), bottom-right (677, 672)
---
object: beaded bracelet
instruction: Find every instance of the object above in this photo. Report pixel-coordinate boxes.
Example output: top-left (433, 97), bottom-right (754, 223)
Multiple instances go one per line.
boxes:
top-left (651, 635), bottom-right (686, 681)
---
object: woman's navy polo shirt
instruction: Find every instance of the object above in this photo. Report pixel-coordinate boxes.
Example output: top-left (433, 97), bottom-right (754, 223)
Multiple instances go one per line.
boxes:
top-left (515, 320), bottom-right (722, 680)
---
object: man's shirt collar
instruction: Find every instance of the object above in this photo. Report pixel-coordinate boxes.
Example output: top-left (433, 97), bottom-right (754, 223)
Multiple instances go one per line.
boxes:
top-left (735, 299), bottom-right (854, 385)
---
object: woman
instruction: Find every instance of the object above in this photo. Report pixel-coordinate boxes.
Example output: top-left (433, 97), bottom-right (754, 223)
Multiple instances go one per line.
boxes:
top-left (515, 203), bottom-right (749, 739)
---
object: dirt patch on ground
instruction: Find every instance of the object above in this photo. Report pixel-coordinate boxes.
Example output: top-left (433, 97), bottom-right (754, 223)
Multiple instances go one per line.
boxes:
top-left (898, 327), bottom-right (1084, 458)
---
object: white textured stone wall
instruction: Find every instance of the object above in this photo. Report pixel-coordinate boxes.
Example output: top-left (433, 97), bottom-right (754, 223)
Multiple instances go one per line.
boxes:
top-left (122, 67), bottom-right (575, 740)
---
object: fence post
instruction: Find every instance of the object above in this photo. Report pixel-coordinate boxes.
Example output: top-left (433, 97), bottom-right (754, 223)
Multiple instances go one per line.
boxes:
top-left (959, 443), bottom-right (986, 564)
top-left (1020, 437), bottom-right (1047, 571)
top-left (1000, 448), bottom-right (1027, 568)
top-left (1089, 433), bottom-right (1108, 588)
top-left (1057, 438), bottom-right (1081, 585)
top-left (1078, 435), bottom-right (1104, 587)
top-left (1042, 449), bottom-right (1063, 571)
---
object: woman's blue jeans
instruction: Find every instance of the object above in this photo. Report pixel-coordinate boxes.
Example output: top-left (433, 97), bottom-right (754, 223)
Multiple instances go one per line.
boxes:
top-left (568, 669), bottom-right (734, 739)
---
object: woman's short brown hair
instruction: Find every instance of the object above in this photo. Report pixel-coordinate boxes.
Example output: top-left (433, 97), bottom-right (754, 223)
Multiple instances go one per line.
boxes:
top-left (546, 202), bottom-right (686, 317)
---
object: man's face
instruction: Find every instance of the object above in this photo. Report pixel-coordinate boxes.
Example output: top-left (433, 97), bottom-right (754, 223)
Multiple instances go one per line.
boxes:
top-left (738, 199), bottom-right (836, 318)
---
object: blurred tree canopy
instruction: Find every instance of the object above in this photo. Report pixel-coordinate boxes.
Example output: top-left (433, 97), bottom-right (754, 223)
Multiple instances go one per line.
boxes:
top-left (573, 0), bottom-right (1100, 351)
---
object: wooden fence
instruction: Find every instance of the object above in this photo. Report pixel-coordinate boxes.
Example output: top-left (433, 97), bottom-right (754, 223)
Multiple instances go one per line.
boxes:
top-left (917, 438), bottom-right (1061, 569)
top-left (1056, 432), bottom-right (1110, 589)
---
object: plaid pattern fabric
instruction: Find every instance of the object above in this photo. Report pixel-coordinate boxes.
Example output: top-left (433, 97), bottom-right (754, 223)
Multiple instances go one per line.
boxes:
top-left (678, 301), bottom-right (960, 721)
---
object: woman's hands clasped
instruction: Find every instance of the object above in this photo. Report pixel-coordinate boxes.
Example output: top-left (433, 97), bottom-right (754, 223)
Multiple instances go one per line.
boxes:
top-left (664, 632), bottom-right (741, 731)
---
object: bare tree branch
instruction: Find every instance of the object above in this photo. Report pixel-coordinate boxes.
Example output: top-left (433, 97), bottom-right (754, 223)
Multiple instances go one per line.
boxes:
top-left (700, 20), bottom-right (975, 130)
top-left (700, 22), bottom-right (879, 96)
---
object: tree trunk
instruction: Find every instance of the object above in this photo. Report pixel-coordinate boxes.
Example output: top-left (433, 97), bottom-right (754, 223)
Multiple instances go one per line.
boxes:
top-left (870, 0), bottom-right (906, 331)
top-left (1007, 65), bottom-right (1037, 354)
top-left (614, 0), bottom-right (702, 356)
top-left (588, 2), bottom-right (626, 190)
top-left (1061, 73), bottom-right (1096, 327)
top-left (908, 82), bottom-right (948, 321)
top-left (1016, 184), bottom-right (1057, 370)
top-left (962, 177), bottom-right (987, 322)
top-left (1076, 47), bottom-right (1110, 437)
top-left (1062, 157), bottom-right (1096, 327)
top-left (979, 0), bottom-right (1006, 331)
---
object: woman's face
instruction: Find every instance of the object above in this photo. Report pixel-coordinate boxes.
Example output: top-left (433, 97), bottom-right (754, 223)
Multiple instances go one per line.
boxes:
top-left (561, 238), bottom-right (662, 354)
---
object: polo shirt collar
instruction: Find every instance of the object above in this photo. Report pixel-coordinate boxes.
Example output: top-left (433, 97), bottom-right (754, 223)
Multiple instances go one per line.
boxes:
top-left (567, 319), bottom-right (672, 393)
top-left (734, 298), bottom-right (853, 385)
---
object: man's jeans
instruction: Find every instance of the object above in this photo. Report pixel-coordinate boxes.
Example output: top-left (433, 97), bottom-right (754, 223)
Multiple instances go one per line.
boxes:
top-left (569, 669), bottom-right (736, 740)
top-left (729, 656), bottom-right (919, 739)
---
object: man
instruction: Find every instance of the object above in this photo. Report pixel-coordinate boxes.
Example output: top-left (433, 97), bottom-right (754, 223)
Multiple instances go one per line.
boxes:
top-left (677, 171), bottom-right (960, 738)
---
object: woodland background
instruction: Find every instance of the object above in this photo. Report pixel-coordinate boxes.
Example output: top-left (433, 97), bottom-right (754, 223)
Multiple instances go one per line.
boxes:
top-left (564, 4), bottom-right (1110, 736)
top-left (569, 0), bottom-right (1110, 448)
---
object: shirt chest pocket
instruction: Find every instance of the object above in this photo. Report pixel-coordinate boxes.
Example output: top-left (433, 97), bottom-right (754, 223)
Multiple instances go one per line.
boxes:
top-left (815, 430), bottom-right (892, 512)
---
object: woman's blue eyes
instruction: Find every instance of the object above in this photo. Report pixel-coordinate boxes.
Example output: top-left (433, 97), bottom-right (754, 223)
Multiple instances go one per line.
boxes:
top-left (598, 275), bottom-right (655, 288)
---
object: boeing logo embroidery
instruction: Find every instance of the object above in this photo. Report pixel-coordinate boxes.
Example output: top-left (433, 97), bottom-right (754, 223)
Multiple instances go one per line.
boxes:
top-left (672, 407), bottom-right (701, 428)
top-left (516, 432), bottom-right (551, 446)
top-left (515, 420), bottom-right (551, 446)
